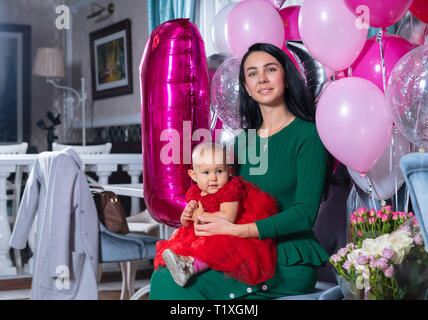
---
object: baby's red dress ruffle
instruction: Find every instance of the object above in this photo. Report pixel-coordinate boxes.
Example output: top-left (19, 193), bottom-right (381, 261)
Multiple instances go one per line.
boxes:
top-left (154, 176), bottom-right (277, 285)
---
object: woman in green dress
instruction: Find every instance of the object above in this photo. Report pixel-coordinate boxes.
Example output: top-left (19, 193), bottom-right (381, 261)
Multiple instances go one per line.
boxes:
top-left (149, 43), bottom-right (333, 300)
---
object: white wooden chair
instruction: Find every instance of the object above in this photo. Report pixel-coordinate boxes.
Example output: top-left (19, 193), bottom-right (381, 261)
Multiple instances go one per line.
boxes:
top-left (0, 142), bottom-right (28, 272)
top-left (52, 143), bottom-right (112, 185)
top-left (52, 142), bottom-right (112, 154)
top-left (0, 142), bottom-right (28, 224)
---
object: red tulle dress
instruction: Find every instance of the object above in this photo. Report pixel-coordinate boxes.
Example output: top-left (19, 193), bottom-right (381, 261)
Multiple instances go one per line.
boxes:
top-left (154, 176), bottom-right (278, 285)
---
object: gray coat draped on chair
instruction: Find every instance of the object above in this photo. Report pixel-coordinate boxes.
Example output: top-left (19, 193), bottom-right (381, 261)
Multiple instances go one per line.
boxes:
top-left (10, 148), bottom-right (99, 300)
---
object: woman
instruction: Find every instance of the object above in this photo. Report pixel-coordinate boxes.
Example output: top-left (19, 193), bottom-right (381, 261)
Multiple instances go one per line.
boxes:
top-left (149, 43), bottom-right (332, 300)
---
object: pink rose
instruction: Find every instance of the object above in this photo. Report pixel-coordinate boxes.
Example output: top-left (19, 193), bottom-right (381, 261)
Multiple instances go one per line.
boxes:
top-left (331, 254), bottom-right (341, 263)
top-left (414, 234), bottom-right (423, 246)
top-left (343, 260), bottom-right (352, 271)
top-left (357, 255), bottom-right (368, 265)
top-left (376, 258), bottom-right (388, 271)
top-left (382, 214), bottom-right (389, 222)
top-left (384, 266), bottom-right (394, 278)
top-left (382, 248), bottom-right (394, 259)
top-left (384, 205), bottom-right (392, 214)
top-left (338, 248), bottom-right (348, 257)
top-left (369, 209), bottom-right (376, 217)
top-left (376, 210), bottom-right (383, 218)
top-left (346, 243), bottom-right (356, 251)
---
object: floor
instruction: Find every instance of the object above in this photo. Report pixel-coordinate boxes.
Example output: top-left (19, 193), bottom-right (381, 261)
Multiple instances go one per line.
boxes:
top-left (0, 279), bottom-right (150, 300)
top-left (0, 265), bottom-right (153, 300)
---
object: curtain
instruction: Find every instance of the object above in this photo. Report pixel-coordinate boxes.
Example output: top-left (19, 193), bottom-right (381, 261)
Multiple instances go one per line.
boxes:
top-left (147, 0), bottom-right (196, 33)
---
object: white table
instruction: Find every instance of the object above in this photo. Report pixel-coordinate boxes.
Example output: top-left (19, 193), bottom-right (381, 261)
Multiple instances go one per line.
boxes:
top-left (0, 153), bottom-right (143, 276)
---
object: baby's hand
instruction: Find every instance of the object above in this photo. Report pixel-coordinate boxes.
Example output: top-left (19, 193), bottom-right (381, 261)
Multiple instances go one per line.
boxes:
top-left (192, 201), bottom-right (206, 221)
top-left (180, 200), bottom-right (198, 227)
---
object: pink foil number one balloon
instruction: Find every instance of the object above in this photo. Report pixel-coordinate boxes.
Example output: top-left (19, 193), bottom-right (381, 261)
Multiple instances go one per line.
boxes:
top-left (140, 19), bottom-right (211, 227)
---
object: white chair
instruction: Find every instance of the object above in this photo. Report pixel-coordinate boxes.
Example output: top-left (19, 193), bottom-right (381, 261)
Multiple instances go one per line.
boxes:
top-left (0, 142), bottom-right (28, 272)
top-left (52, 142), bottom-right (112, 154)
top-left (0, 142), bottom-right (28, 224)
top-left (52, 143), bottom-right (112, 185)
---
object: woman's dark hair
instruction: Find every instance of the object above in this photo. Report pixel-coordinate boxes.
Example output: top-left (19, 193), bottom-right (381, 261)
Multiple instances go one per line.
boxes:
top-left (238, 43), bottom-right (336, 199)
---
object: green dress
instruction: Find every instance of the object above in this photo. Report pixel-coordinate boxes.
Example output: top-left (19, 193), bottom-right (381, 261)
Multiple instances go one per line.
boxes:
top-left (149, 117), bottom-right (330, 300)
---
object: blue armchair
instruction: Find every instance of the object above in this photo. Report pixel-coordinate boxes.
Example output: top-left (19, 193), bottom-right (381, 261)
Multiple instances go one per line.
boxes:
top-left (400, 152), bottom-right (428, 252)
top-left (99, 222), bottom-right (159, 299)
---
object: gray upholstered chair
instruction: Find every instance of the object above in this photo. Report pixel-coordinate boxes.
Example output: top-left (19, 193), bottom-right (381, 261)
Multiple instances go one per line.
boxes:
top-left (98, 222), bottom-right (159, 299)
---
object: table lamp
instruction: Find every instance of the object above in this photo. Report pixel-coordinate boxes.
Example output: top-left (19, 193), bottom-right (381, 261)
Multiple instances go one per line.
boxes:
top-left (32, 47), bottom-right (87, 145)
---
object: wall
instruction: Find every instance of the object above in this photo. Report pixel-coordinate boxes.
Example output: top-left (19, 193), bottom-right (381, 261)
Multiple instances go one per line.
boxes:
top-left (69, 0), bottom-right (149, 131)
top-left (0, 0), bottom-right (64, 152)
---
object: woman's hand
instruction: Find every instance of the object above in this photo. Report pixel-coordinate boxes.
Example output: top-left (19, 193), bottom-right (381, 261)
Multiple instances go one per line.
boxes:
top-left (194, 215), bottom-right (236, 237)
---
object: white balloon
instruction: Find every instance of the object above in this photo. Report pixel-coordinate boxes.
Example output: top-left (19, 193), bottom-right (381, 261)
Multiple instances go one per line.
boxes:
top-left (347, 129), bottom-right (411, 201)
top-left (211, 3), bottom-right (236, 53)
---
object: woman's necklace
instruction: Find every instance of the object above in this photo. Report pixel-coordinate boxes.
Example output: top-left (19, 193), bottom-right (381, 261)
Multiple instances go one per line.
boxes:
top-left (261, 113), bottom-right (294, 152)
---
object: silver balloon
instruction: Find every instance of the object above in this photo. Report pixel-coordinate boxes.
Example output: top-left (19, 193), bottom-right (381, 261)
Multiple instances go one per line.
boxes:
top-left (347, 129), bottom-right (411, 201)
top-left (386, 45), bottom-right (428, 149)
top-left (210, 57), bottom-right (242, 131)
top-left (286, 41), bottom-right (329, 100)
top-left (207, 53), bottom-right (232, 82)
top-left (397, 14), bottom-right (427, 46)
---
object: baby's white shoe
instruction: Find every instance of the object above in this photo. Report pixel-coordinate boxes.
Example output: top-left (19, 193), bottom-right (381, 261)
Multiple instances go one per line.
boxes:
top-left (162, 249), bottom-right (195, 287)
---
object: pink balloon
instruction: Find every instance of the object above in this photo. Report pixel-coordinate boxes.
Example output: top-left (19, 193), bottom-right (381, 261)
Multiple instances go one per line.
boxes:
top-left (345, 0), bottom-right (414, 29)
top-left (352, 35), bottom-right (415, 91)
top-left (316, 77), bottom-right (392, 173)
top-left (347, 129), bottom-right (411, 201)
top-left (298, 0), bottom-right (368, 71)
top-left (227, 0), bottom-right (285, 58)
top-left (279, 6), bottom-right (301, 41)
top-left (140, 19), bottom-right (211, 227)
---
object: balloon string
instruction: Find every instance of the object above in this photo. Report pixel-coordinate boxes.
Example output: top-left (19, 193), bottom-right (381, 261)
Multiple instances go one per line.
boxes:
top-left (376, 29), bottom-right (387, 92)
top-left (405, 185), bottom-right (410, 213)
top-left (365, 176), bottom-right (378, 211)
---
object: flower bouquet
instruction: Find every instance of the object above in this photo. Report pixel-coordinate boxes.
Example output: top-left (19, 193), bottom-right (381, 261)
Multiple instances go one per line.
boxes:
top-left (330, 206), bottom-right (428, 300)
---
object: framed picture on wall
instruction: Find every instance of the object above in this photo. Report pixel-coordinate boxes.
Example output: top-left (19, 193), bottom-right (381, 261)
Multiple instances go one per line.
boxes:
top-left (0, 23), bottom-right (31, 143)
top-left (90, 19), bottom-right (133, 100)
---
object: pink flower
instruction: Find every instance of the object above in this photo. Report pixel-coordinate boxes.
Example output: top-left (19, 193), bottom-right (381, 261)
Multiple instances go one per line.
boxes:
top-left (343, 260), bottom-right (352, 271)
top-left (398, 211), bottom-right (407, 218)
top-left (384, 266), bottom-right (394, 278)
top-left (383, 205), bottom-right (392, 214)
top-left (368, 217), bottom-right (375, 225)
top-left (369, 209), bottom-right (376, 217)
top-left (382, 214), bottom-right (389, 222)
top-left (392, 212), bottom-right (399, 220)
top-left (376, 210), bottom-right (383, 218)
top-left (338, 248), bottom-right (348, 257)
top-left (364, 287), bottom-right (371, 300)
top-left (369, 258), bottom-right (378, 269)
top-left (414, 234), bottom-right (423, 246)
top-left (376, 258), bottom-right (388, 271)
top-left (331, 254), bottom-right (341, 263)
top-left (358, 230), bottom-right (363, 237)
top-left (357, 255), bottom-right (368, 265)
top-left (409, 212), bottom-right (414, 218)
top-left (382, 248), bottom-right (394, 259)
top-left (346, 243), bottom-right (356, 251)
top-left (413, 218), bottom-right (420, 227)
top-left (357, 216), bottom-right (365, 223)
top-left (398, 225), bottom-right (411, 232)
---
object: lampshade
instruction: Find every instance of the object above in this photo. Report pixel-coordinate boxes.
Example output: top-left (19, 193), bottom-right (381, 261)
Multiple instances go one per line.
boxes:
top-left (32, 47), bottom-right (65, 78)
